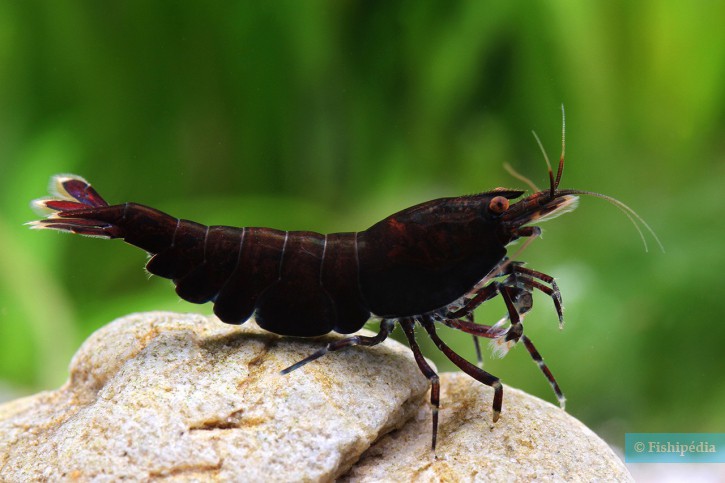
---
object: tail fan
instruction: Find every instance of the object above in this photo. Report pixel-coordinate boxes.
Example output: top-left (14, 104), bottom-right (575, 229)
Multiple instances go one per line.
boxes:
top-left (27, 174), bottom-right (123, 238)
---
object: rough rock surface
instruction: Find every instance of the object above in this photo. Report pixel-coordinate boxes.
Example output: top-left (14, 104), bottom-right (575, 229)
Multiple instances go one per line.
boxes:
top-left (0, 312), bottom-right (631, 482)
top-left (343, 372), bottom-right (633, 482)
top-left (0, 312), bottom-right (428, 481)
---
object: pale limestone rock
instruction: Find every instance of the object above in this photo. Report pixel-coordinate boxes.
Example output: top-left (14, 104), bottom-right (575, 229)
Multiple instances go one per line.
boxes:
top-left (0, 312), bottom-right (429, 481)
top-left (342, 372), bottom-right (632, 482)
top-left (0, 312), bottom-right (631, 482)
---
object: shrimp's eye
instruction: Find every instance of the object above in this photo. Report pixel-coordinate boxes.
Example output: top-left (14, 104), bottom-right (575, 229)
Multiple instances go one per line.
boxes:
top-left (488, 196), bottom-right (509, 215)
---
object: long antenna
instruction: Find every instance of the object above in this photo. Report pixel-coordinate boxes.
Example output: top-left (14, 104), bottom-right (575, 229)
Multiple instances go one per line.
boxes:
top-left (555, 105), bottom-right (566, 193)
top-left (532, 130), bottom-right (555, 196)
top-left (557, 189), bottom-right (665, 253)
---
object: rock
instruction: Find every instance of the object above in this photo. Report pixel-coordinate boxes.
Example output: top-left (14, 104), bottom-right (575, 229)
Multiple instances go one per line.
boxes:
top-left (343, 372), bottom-right (632, 482)
top-left (0, 312), bottom-right (631, 482)
top-left (0, 312), bottom-right (429, 481)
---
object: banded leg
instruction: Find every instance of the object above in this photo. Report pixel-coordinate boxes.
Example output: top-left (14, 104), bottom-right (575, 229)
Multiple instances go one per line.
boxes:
top-left (447, 280), bottom-right (534, 359)
top-left (504, 264), bottom-right (563, 327)
top-left (443, 314), bottom-right (566, 409)
top-left (449, 262), bottom-right (563, 328)
top-left (440, 313), bottom-right (498, 368)
top-left (521, 335), bottom-right (566, 409)
top-left (500, 269), bottom-right (566, 405)
top-left (280, 319), bottom-right (395, 374)
top-left (442, 317), bottom-right (506, 339)
top-left (447, 280), bottom-right (510, 362)
top-left (399, 318), bottom-right (440, 451)
top-left (419, 316), bottom-right (503, 422)
top-left (500, 285), bottom-right (524, 344)
top-left (503, 225), bottom-right (558, 318)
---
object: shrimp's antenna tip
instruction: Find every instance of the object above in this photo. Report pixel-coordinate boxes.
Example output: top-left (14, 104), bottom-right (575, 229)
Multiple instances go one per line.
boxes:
top-left (555, 105), bottom-right (566, 193)
top-left (532, 130), bottom-right (556, 196)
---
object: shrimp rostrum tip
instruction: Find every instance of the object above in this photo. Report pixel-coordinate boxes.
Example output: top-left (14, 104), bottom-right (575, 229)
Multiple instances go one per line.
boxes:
top-left (28, 130), bottom-right (659, 451)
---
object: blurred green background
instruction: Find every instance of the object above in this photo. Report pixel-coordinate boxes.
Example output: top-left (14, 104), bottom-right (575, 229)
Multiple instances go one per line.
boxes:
top-left (1, 1), bottom-right (724, 448)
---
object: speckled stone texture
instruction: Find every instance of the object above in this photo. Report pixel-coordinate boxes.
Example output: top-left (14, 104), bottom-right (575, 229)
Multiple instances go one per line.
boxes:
top-left (0, 312), bottom-right (428, 481)
top-left (0, 312), bottom-right (631, 482)
top-left (343, 372), bottom-right (633, 482)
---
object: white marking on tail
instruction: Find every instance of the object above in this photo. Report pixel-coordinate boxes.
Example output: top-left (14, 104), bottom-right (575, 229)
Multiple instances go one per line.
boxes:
top-left (49, 174), bottom-right (89, 200)
top-left (30, 198), bottom-right (57, 216)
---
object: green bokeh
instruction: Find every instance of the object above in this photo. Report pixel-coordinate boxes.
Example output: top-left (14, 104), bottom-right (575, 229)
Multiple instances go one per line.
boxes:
top-left (1, 1), bottom-right (723, 446)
